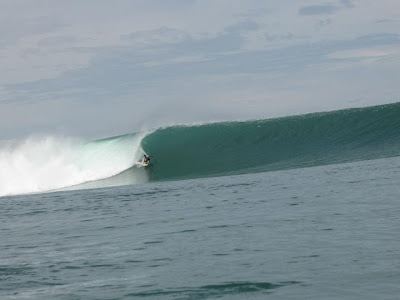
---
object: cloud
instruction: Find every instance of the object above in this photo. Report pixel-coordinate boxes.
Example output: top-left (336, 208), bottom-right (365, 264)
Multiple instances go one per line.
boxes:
top-left (0, 1), bottom-right (400, 139)
top-left (298, 0), bottom-right (355, 16)
top-left (315, 18), bottom-right (332, 29)
top-left (141, 55), bottom-right (209, 68)
top-left (327, 47), bottom-right (399, 59)
top-left (298, 4), bottom-right (339, 16)
top-left (0, 16), bottom-right (67, 46)
top-left (264, 33), bottom-right (295, 42)
top-left (121, 27), bottom-right (188, 48)
top-left (225, 20), bottom-right (260, 33)
top-left (376, 18), bottom-right (393, 24)
top-left (340, 0), bottom-right (354, 8)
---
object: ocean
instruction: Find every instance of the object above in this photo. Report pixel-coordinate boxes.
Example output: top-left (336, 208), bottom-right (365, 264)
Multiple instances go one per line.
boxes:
top-left (1, 103), bottom-right (400, 299)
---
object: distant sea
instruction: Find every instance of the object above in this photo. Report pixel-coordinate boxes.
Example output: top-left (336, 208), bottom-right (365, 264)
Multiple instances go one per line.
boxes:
top-left (1, 103), bottom-right (400, 299)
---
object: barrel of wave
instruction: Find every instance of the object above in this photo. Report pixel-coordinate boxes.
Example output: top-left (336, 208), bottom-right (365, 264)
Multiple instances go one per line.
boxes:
top-left (0, 133), bottom-right (148, 197)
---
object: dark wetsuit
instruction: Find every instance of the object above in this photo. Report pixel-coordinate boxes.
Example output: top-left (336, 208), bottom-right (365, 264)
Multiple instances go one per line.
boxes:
top-left (143, 155), bottom-right (150, 164)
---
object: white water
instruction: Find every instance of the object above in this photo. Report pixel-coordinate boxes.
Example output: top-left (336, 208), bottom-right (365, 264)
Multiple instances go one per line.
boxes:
top-left (0, 133), bottom-right (147, 197)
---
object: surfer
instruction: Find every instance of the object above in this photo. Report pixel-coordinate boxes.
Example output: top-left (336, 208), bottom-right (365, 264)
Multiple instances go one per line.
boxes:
top-left (143, 154), bottom-right (150, 166)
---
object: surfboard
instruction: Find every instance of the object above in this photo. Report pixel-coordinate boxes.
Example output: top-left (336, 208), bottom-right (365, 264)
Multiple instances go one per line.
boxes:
top-left (142, 161), bottom-right (149, 167)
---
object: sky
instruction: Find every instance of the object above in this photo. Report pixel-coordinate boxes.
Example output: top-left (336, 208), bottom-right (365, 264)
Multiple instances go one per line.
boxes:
top-left (0, 0), bottom-right (399, 140)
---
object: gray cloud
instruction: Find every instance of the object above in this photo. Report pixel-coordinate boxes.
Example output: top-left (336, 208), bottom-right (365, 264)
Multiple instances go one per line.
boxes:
top-left (298, 0), bottom-right (354, 16)
top-left (264, 33), bottom-right (295, 42)
top-left (0, 16), bottom-right (67, 46)
top-left (226, 20), bottom-right (260, 33)
top-left (298, 4), bottom-right (338, 16)
top-left (340, 0), bottom-right (354, 8)
top-left (121, 27), bottom-right (188, 47)
top-left (376, 19), bottom-right (393, 24)
top-left (37, 36), bottom-right (79, 48)
top-left (4, 33), bottom-right (398, 107)
top-left (0, 1), bottom-right (399, 140)
top-left (315, 18), bottom-right (332, 29)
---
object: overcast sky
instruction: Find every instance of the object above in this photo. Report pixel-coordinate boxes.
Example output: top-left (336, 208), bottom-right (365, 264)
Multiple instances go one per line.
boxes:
top-left (0, 0), bottom-right (399, 140)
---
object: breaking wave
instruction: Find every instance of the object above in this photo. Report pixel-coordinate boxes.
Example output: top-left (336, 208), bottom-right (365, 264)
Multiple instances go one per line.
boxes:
top-left (0, 133), bottom-right (147, 196)
top-left (1, 102), bottom-right (399, 196)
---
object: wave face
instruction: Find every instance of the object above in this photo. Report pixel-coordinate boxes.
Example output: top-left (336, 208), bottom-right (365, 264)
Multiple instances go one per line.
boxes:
top-left (0, 133), bottom-right (146, 196)
top-left (142, 102), bottom-right (400, 181)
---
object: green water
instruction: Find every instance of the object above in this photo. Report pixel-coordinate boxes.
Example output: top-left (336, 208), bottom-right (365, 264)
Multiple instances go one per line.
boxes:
top-left (61, 102), bottom-right (400, 194)
top-left (142, 103), bottom-right (400, 181)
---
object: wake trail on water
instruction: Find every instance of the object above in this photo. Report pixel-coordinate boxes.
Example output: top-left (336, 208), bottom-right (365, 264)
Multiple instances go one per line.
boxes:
top-left (0, 133), bottom-right (148, 197)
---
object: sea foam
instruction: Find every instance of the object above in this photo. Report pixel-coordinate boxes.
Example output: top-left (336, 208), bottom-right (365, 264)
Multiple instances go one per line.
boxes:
top-left (0, 134), bottom-right (146, 196)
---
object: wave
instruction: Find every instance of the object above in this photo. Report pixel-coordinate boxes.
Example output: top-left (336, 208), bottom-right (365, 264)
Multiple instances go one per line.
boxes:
top-left (0, 133), bottom-right (147, 196)
top-left (141, 102), bottom-right (400, 181)
top-left (1, 102), bottom-right (399, 196)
